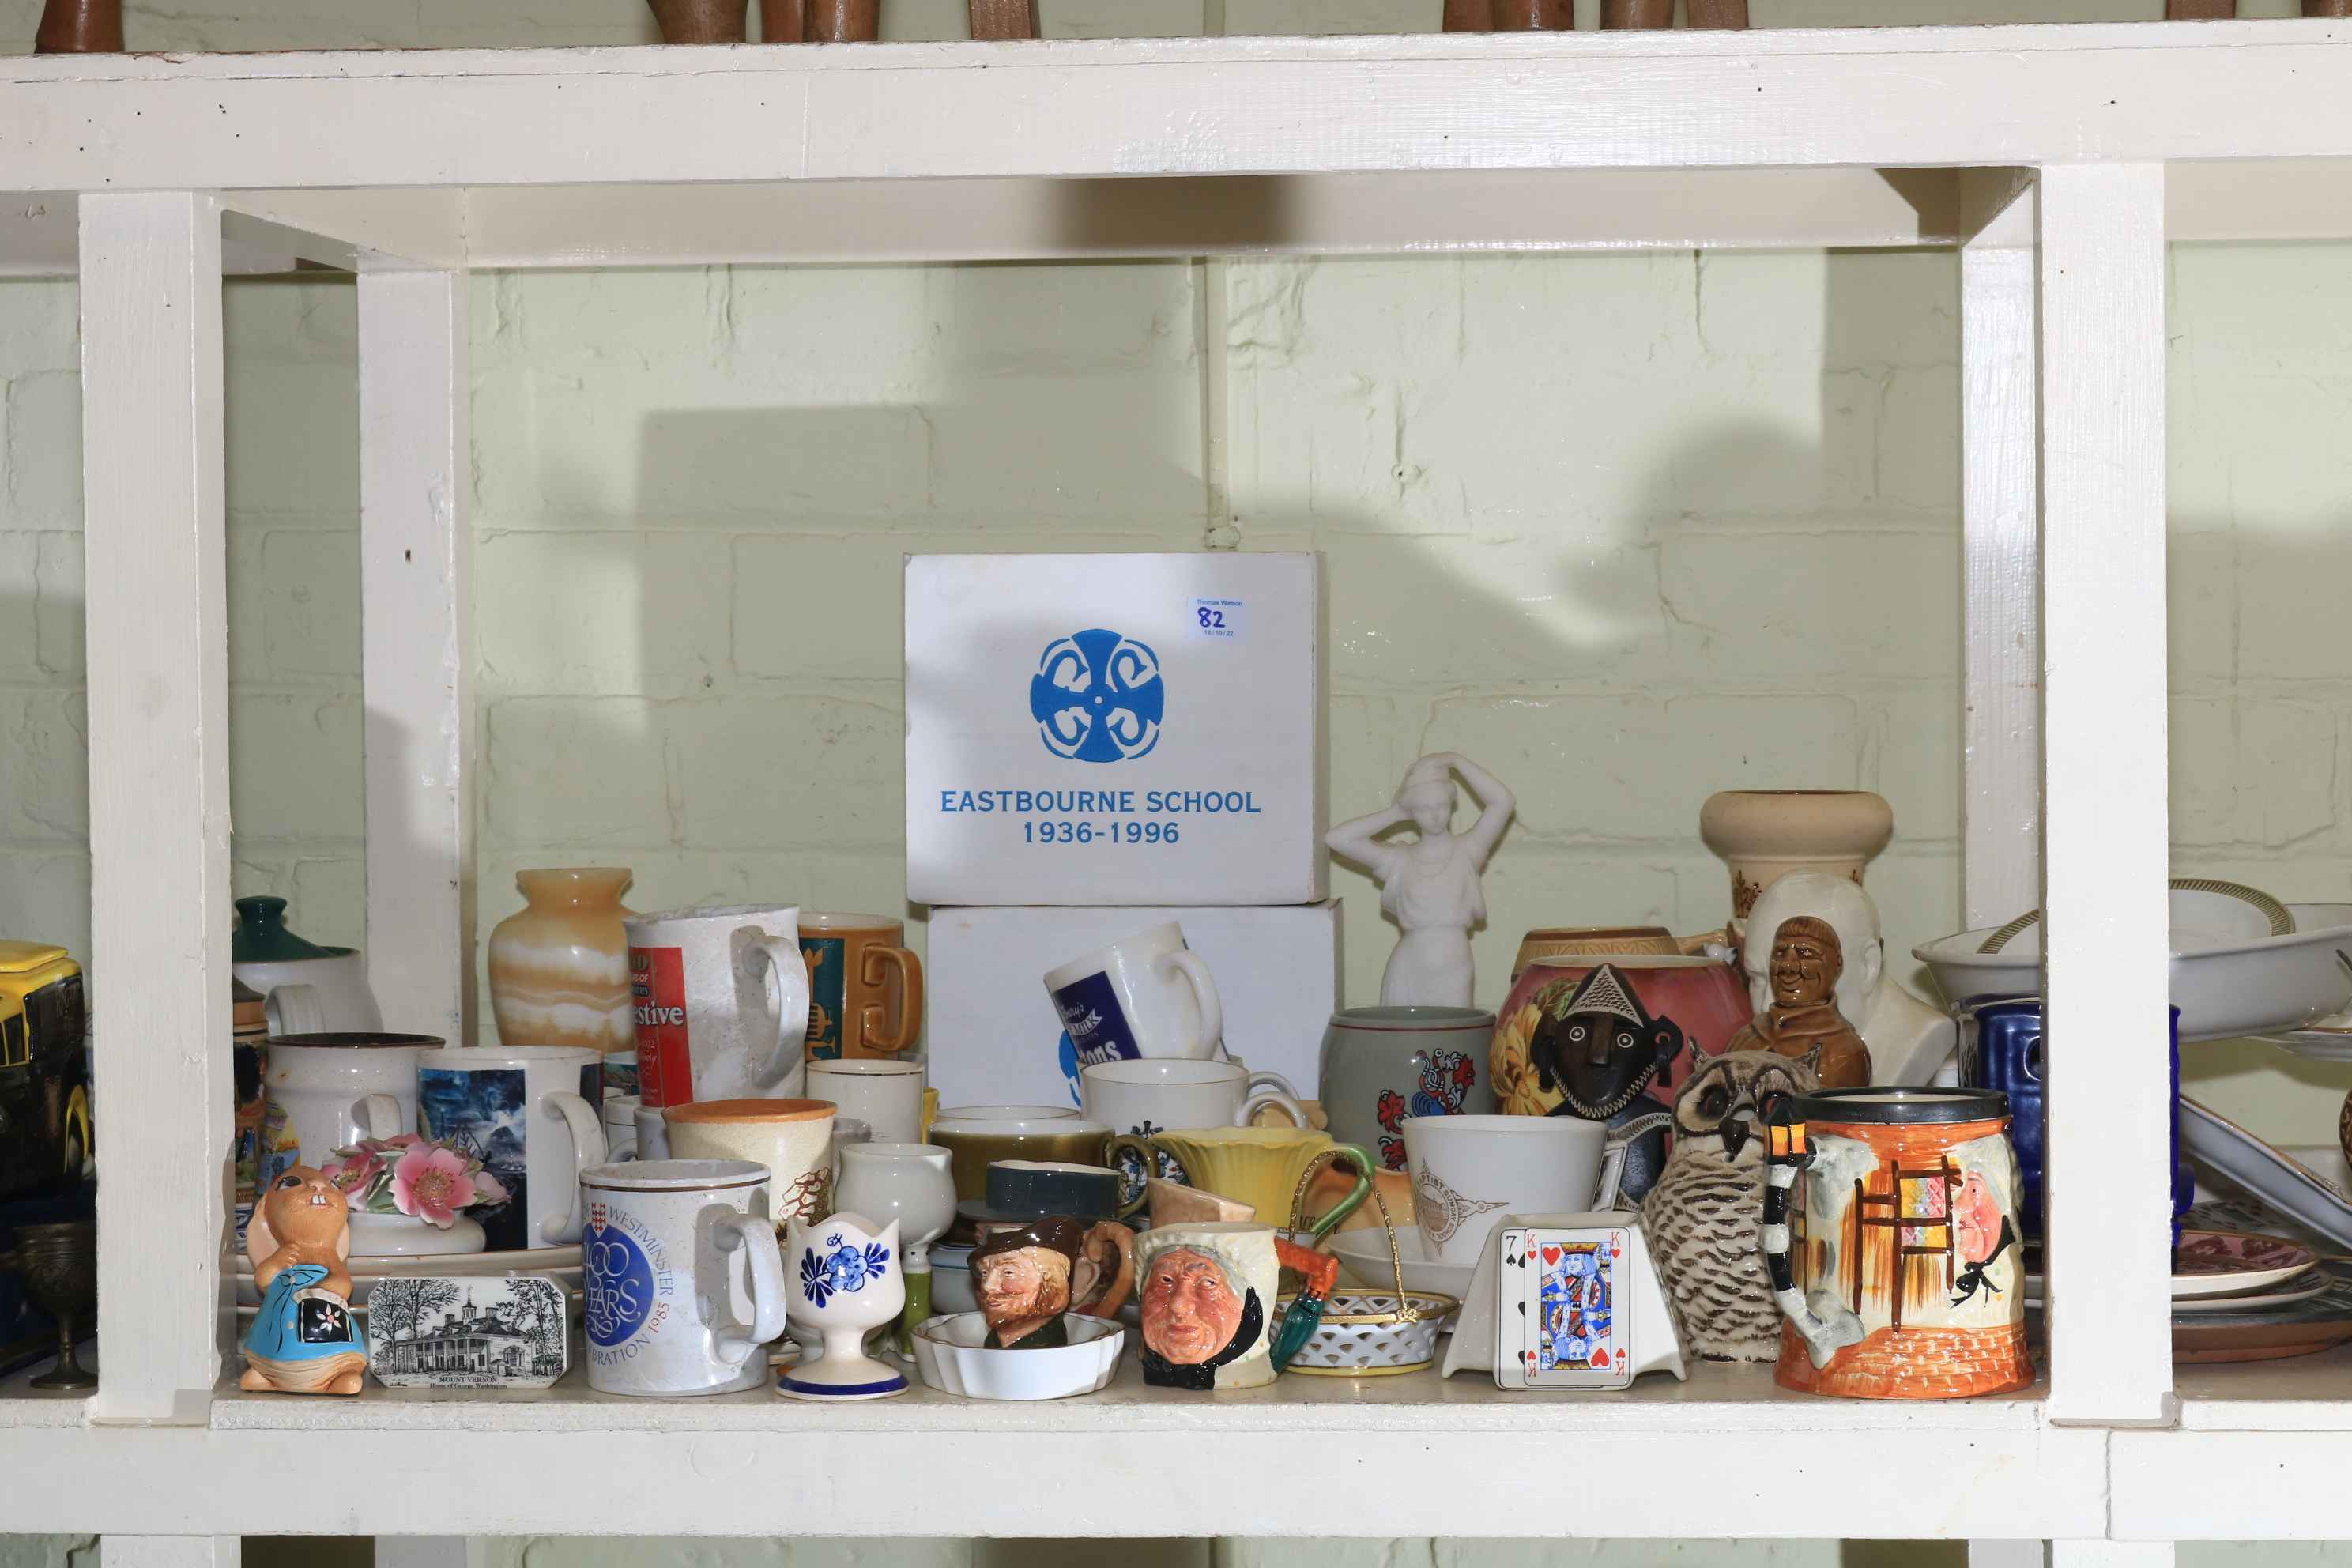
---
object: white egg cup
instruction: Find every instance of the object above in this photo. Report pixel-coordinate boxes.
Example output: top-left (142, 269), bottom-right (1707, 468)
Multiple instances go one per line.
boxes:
top-left (835, 1144), bottom-right (959, 1360)
top-left (778, 1212), bottom-right (909, 1401)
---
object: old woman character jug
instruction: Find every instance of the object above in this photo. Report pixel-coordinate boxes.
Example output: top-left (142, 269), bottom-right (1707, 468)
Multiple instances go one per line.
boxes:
top-left (1757, 1087), bottom-right (2032, 1399)
top-left (1326, 753), bottom-right (1515, 1008)
top-left (1133, 1220), bottom-right (1338, 1390)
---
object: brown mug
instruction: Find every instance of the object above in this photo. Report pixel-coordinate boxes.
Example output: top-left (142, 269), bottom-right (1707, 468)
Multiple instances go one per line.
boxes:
top-left (800, 912), bottom-right (925, 1062)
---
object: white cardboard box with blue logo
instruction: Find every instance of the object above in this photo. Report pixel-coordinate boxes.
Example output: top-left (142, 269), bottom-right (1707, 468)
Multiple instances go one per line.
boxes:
top-left (904, 552), bottom-right (1327, 906)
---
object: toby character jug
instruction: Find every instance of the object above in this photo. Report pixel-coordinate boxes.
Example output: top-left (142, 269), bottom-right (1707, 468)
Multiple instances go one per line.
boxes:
top-left (1756, 1087), bottom-right (2032, 1399)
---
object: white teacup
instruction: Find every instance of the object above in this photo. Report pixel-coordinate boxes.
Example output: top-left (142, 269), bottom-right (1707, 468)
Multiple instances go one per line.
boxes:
top-left (806, 1058), bottom-right (925, 1146)
top-left (1401, 1114), bottom-right (1630, 1268)
top-left (624, 903), bottom-right (812, 1108)
top-left (1042, 921), bottom-right (1223, 1071)
top-left (1081, 1057), bottom-right (1309, 1136)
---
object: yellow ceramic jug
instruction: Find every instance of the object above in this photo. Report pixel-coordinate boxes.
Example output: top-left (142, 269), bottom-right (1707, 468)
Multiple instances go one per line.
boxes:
top-left (1109, 1125), bottom-right (1372, 1238)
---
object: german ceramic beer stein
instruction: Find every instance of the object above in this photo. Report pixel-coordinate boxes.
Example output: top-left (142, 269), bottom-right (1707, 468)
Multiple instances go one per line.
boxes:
top-left (1757, 1087), bottom-right (2032, 1399)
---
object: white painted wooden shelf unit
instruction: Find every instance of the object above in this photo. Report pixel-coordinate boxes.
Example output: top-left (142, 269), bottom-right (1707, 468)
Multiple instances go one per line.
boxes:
top-left (0, 17), bottom-right (2347, 1561)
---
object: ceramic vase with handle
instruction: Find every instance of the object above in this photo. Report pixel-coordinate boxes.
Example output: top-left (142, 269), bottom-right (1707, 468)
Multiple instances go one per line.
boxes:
top-left (1318, 1005), bottom-right (1498, 1174)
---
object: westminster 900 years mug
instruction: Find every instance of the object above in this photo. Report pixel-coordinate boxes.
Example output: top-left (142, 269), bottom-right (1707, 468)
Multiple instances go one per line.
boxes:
top-left (581, 1159), bottom-right (789, 1396)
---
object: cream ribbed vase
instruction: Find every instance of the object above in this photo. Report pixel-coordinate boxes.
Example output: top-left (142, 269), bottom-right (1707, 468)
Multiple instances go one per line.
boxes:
top-left (488, 868), bottom-right (635, 1054)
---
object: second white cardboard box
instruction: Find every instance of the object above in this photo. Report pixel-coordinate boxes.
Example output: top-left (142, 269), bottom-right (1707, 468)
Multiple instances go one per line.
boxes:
top-left (925, 903), bottom-right (1343, 1110)
top-left (904, 551), bottom-right (1327, 906)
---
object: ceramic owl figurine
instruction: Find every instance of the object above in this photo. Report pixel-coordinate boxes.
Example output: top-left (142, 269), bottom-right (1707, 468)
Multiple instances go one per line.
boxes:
top-left (1640, 1047), bottom-right (1820, 1361)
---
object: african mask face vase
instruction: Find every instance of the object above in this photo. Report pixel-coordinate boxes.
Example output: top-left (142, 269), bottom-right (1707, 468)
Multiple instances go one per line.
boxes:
top-left (778, 1212), bottom-right (909, 1400)
top-left (1133, 1221), bottom-right (1336, 1390)
top-left (1489, 956), bottom-right (1749, 1204)
top-left (1757, 1087), bottom-right (2032, 1398)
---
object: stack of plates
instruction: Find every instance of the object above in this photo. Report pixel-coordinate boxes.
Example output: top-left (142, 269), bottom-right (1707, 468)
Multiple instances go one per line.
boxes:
top-left (227, 1244), bottom-right (582, 1310)
top-left (2168, 1232), bottom-right (2352, 1363)
top-left (2029, 1230), bottom-right (2352, 1363)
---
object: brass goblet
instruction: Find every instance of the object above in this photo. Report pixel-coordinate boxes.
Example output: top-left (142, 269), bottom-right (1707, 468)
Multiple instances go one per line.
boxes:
top-left (11, 1220), bottom-right (96, 1390)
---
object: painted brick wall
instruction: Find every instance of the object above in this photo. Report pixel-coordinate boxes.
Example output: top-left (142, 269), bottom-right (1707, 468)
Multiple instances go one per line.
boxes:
top-left (1, 1), bottom-right (2350, 1563)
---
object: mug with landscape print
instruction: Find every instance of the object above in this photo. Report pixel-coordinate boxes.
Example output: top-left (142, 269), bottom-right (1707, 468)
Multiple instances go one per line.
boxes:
top-left (415, 1045), bottom-right (607, 1252)
top-left (799, 912), bottom-right (925, 1061)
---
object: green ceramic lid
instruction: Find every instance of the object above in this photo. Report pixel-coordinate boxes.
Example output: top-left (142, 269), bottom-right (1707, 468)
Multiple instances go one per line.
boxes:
top-left (232, 895), bottom-right (334, 963)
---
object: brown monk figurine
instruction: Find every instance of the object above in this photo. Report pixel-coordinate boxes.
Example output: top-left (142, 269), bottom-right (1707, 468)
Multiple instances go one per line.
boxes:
top-left (1726, 915), bottom-right (1871, 1088)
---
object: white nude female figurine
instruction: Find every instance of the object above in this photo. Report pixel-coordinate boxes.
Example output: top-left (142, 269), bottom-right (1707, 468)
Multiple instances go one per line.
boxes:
top-left (1325, 753), bottom-right (1516, 1008)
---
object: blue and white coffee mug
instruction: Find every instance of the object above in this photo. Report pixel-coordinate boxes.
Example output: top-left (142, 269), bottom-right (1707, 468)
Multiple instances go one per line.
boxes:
top-left (1041, 922), bottom-right (1224, 1074)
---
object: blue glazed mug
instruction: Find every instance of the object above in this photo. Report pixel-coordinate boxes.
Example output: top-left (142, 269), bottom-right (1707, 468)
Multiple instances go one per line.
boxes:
top-left (1962, 997), bottom-right (2192, 1244)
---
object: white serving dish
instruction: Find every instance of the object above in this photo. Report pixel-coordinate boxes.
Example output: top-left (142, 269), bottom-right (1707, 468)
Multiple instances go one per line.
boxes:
top-left (1328, 1227), bottom-right (1478, 1311)
top-left (2180, 1096), bottom-right (2352, 1252)
top-left (910, 1311), bottom-right (1124, 1400)
top-left (1914, 900), bottom-right (2352, 1042)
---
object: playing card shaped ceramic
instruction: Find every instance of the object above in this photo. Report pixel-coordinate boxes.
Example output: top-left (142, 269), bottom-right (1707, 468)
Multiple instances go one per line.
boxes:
top-left (1438, 1210), bottom-right (1685, 1387)
top-left (778, 1212), bottom-right (910, 1400)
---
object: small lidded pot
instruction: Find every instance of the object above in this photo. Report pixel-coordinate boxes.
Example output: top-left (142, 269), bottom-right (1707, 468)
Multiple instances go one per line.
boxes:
top-left (1756, 1087), bottom-right (2032, 1400)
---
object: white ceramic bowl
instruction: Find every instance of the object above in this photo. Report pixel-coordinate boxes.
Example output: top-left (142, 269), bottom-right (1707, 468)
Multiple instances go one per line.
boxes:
top-left (1327, 1227), bottom-right (1476, 1321)
top-left (1913, 900), bottom-right (2352, 1042)
top-left (911, 1312), bottom-right (1124, 1400)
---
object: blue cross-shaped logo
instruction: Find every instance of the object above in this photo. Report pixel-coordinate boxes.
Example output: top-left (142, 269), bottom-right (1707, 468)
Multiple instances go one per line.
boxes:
top-left (1030, 628), bottom-right (1165, 763)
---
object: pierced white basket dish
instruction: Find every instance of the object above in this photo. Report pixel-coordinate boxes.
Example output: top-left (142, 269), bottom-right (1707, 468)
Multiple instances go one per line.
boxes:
top-left (1282, 1149), bottom-right (1458, 1377)
top-left (1280, 1288), bottom-right (1457, 1376)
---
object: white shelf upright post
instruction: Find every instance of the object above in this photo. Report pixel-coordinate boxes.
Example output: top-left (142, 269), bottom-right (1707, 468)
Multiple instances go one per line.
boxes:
top-left (78, 190), bottom-right (233, 1427)
top-left (358, 269), bottom-right (473, 1044)
top-left (1960, 170), bottom-right (2041, 932)
top-left (2036, 162), bottom-right (2174, 1429)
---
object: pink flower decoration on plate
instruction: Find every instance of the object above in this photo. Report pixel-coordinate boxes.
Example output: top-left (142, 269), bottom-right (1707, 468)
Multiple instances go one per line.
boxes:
top-left (391, 1144), bottom-right (478, 1227)
top-left (472, 1169), bottom-right (511, 1204)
